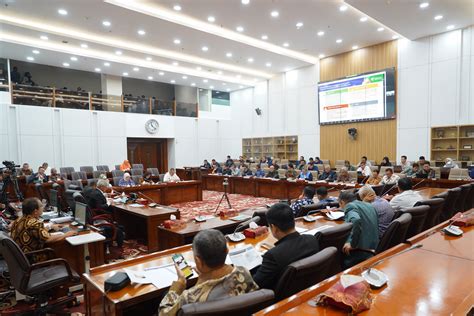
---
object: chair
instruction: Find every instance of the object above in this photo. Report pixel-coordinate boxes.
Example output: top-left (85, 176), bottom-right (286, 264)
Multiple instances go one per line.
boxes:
top-left (315, 164), bottom-right (324, 171)
top-left (34, 183), bottom-right (48, 202)
top-left (370, 166), bottom-right (379, 172)
top-left (460, 184), bottom-right (473, 212)
top-left (71, 171), bottom-right (87, 181)
top-left (278, 169), bottom-right (287, 179)
top-left (368, 160), bottom-right (376, 166)
top-left (0, 233), bottom-right (80, 314)
top-left (159, 174), bottom-right (165, 182)
top-left (96, 165), bottom-right (110, 172)
top-left (115, 164), bottom-right (121, 170)
top-left (87, 178), bottom-right (98, 186)
top-left (297, 201), bottom-right (339, 217)
top-left (454, 184), bottom-right (470, 213)
top-left (113, 177), bottom-right (121, 186)
top-left (434, 188), bottom-right (461, 222)
top-left (321, 159), bottom-right (330, 166)
top-left (59, 167), bottom-right (75, 178)
top-left (147, 167), bottom-right (160, 176)
top-left (335, 160), bottom-right (345, 168)
top-left (177, 289), bottom-right (274, 316)
top-left (315, 223), bottom-right (353, 273)
top-left (469, 183), bottom-right (474, 209)
top-left (448, 168), bottom-right (470, 180)
top-left (65, 189), bottom-right (79, 214)
top-left (93, 170), bottom-right (106, 179)
top-left (79, 166), bottom-right (93, 173)
top-left (63, 179), bottom-right (83, 190)
top-left (131, 168), bottom-right (143, 176)
top-left (394, 205), bottom-right (430, 239)
top-left (112, 170), bottom-right (124, 178)
top-left (273, 247), bottom-right (338, 301)
top-left (379, 166), bottom-right (392, 174)
top-left (348, 171), bottom-right (358, 182)
top-left (252, 208), bottom-right (268, 226)
top-left (132, 163), bottom-right (144, 170)
top-left (414, 198), bottom-right (445, 230)
top-left (132, 175), bottom-right (142, 184)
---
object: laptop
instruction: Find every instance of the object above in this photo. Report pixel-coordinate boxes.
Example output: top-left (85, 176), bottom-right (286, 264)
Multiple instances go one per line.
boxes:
top-left (74, 202), bottom-right (87, 227)
top-left (42, 189), bottom-right (60, 221)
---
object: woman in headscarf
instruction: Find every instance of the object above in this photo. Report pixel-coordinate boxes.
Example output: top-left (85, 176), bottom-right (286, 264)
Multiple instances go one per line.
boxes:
top-left (443, 158), bottom-right (459, 168)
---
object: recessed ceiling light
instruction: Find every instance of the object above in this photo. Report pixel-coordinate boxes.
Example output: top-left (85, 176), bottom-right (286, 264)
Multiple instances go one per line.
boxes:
top-left (58, 9), bottom-right (68, 15)
top-left (26, 56), bottom-right (34, 61)
top-left (339, 5), bottom-right (348, 11)
top-left (317, 31), bottom-right (325, 36)
top-left (146, 56), bottom-right (152, 61)
top-left (115, 50), bottom-right (122, 55)
top-left (40, 35), bottom-right (48, 40)
top-left (148, 76), bottom-right (153, 80)
top-left (360, 17), bottom-right (368, 22)
top-left (172, 61), bottom-right (179, 66)
top-left (266, 62), bottom-right (272, 67)
top-left (217, 70), bottom-right (223, 75)
top-left (226, 52), bottom-right (233, 57)
top-left (137, 29), bottom-right (146, 36)
top-left (203, 79), bottom-right (208, 83)
top-left (283, 42), bottom-right (289, 47)
top-left (241, 0), bottom-right (250, 4)
top-left (261, 34), bottom-right (268, 40)
top-left (236, 26), bottom-right (244, 32)
top-left (209, 85), bottom-right (214, 89)
top-left (202, 46), bottom-right (209, 51)
top-left (336, 39), bottom-right (342, 43)
top-left (284, 67), bottom-right (291, 72)
top-left (104, 62), bottom-right (110, 66)
top-left (102, 20), bottom-right (111, 27)
top-left (434, 15), bottom-right (443, 20)
top-left (377, 27), bottom-right (385, 32)
top-left (319, 54), bottom-right (325, 58)
top-left (191, 83), bottom-right (196, 86)
top-left (133, 67), bottom-right (139, 71)
top-left (182, 75), bottom-right (187, 79)
top-left (392, 35), bottom-right (399, 39)
top-left (63, 62), bottom-right (70, 67)
top-left (95, 68), bottom-right (101, 72)
top-left (446, 25), bottom-right (455, 30)
top-left (352, 45), bottom-right (359, 50)
top-left (296, 22), bottom-right (303, 29)
top-left (173, 5), bottom-right (181, 11)
top-left (32, 50), bottom-right (40, 54)
top-left (80, 43), bottom-right (88, 48)
top-left (70, 56), bottom-right (78, 61)
top-left (173, 38), bottom-right (181, 44)
top-left (196, 66), bottom-right (202, 71)
top-left (271, 10), bottom-right (279, 17)
top-left (236, 74), bottom-right (242, 79)
top-left (207, 16), bottom-right (215, 23)
top-left (247, 57), bottom-right (254, 63)
top-left (226, 88), bottom-right (230, 92)
top-left (170, 79), bottom-right (176, 83)
top-left (123, 72), bottom-right (128, 76)
top-left (222, 82), bottom-right (226, 85)
top-left (159, 71), bottom-right (165, 76)
top-left (239, 85), bottom-right (244, 88)
top-left (419, 2), bottom-right (429, 9)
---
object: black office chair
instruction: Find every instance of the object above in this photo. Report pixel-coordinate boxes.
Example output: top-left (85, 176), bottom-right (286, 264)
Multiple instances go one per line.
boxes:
top-left (414, 198), bottom-right (445, 229)
top-left (469, 183), bottom-right (474, 210)
top-left (79, 166), bottom-right (94, 174)
top-left (132, 164), bottom-right (144, 170)
top-left (454, 184), bottom-right (470, 213)
top-left (297, 201), bottom-right (339, 217)
top-left (147, 167), bottom-right (160, 176)
top-left (460, 184), bottom-right (473, 211)
top-left (112, 170), bottom-right (124, 178)
top-left (394, 205), bottom-right (430, 239)
top-left (251, 208), bottom-right (268, 226)
top-left (96, 165), bottom-right (110, 172)
top-left (315, 223), bottom-right (353, 274)
top-left (131, 169), bottom-right (143, 176)
top-left (93, 170), bottom-right (106, 179)
top-left (434, 188), bottom-right (461, 222)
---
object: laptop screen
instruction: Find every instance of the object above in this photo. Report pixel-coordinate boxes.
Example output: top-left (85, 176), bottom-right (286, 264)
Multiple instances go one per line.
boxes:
top-left (75, 202), bottom-right (87, 225)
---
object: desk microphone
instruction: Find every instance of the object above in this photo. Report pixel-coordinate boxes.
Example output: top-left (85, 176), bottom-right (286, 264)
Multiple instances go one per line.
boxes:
top-left (137, 191), bottom-right (159, 206)
top-left (367, 244), bottom-right (422, 274)
top-left (234, 216), bottom-right (261, 233)
top-left (412, 178), bottom-right (427, 190)
top-left (380, 184), bottom-right (397, 197)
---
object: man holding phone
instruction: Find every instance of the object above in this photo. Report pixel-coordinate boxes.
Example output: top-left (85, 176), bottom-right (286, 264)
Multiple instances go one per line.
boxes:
top-left (159, 229), bottom-right (258, 316)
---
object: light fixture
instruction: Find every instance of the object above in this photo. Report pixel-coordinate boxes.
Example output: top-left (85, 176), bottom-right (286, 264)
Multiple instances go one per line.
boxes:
top-left (236, 26), bottom-right (244, 32)
top-left (32, 50), bottom-right (40, 54)
top-left (296, 22), bottom-right (303, 29)
top-left (196, 66), bottom-right (202, 70)
top-left (172, 61), bottom-right (179, 66)
top-left (102, 20), bottom-right (111, 27)
top-left (226, 52), bottom-right (233, 57)
top-left (336, 39), bottom-right (342, 43)
top-left (40, 35), bottom-right (48, 40)
top-left (94, 68), bottom-right (101, 72)
top-left (434, 15), bottom-right (443, 20)
top-left (58, 9), bottom-right (68, 15)
top-left (159, 71), bottom-right (165, 75)
top-left (222, 82), bottom-right (226, 85)
top-left (239, 85), bottom-right (244, 88)
top-left (123, 72), bottom-right (128, 76)
top-left (182, 75), bottom-right (188, 79)
top-left (173, 5), bottom-right (181, 11)
top-left (392, 35), bottom-right (399, 39)
top-left (191, 83), bottom-right (196, 86)
top-left (261, 34), bottom-right (268, 40)
top-left (265, 62), bottom-right (272, 67)
top-left (360, 17), bottom-right (367, 22)
top-left (352, 45), bottom-right (359, 50)
top-left (70, 56), bottom-right (78, 61)
top-left (146, 56), bottom-right (152, 61)
top-left (317, 31), bottom-right (325, 36)
top-left (104, 62), bottom-right (110, 66)
top-left (63, 62), bottom-right (70, 67)
top-left (447, 25), bottom-right (455, 30)
top-left (241, 0), bottom-right (249, 4)
top-left (339, 5), bottom-right (348, 11)
top-left (226, 88), bottom-right (230, 92)
top-left (137, 29), bottom-right (146, 35)
top-left (284, 67), bottom-right (291, 72)
top-left (201, 46), bottom-right (209, 51)
top-left (236, 74), bottom-right (242, 79)
top-left (26, 56), bottom-right (34, 61)
top-left (216, 71), bottom-right (222, 75)
top-left (115, 50), bottom-right (122, 55)
top-left (377, 27), bottom-right (385, 32)
top-left (80, 43), bottom-right (88, 48)
top-left (207, 16), bottom-right (215, 22)
top-left (203, 79), bottom-right (208, 83)
top-left (148, 76), bottom-right (153, 80)
top-left (173, 38), bottom-right (181, 44)
top-left (319, 54), bottom-right (325, 58)
top-left (247, 57), bottom-right (254, 63)
top-left (419, 2), bottom-right (429, 9)
top-left (170, 79), bottom-right (176, 83)
top-left (283, 42), bottom-right (289, 47)
top-left (133, 67), bottom-right (139, 71)
top-left (209, 85), bottom-right (214, 89)
top-left (270, 10), bottom-right (279, 18)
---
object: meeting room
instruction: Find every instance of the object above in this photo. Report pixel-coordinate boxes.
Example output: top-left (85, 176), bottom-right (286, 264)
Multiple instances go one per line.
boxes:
top-left (0, 0), bottom-right (473, 315)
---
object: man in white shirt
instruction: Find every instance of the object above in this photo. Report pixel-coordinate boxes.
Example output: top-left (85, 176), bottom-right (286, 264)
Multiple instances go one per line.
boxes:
top-left (400, 155), bottom-right (411, 171)
top-left (381, 168), bottom-right (400, 185)
top-left (164, 168), bottom-right (181, 183)
top-left (388, 178), bottom-right (423, 211)
top-left (357, 162), bottom-right (372, 177)
top-left (357, 156), bottom-right (372, 168)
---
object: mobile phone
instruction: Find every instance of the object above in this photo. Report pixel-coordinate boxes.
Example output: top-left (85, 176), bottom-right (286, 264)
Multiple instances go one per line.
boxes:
top-left (172, 253), bottom-right (193, 279)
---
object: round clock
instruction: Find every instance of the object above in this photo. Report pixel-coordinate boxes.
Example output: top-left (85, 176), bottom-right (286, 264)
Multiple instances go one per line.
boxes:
top-left (145, 119), bottom-right (159, 134)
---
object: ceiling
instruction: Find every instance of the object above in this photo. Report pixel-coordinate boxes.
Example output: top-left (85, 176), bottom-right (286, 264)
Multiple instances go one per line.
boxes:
top-left (0, 0), bottom-right (471, 92)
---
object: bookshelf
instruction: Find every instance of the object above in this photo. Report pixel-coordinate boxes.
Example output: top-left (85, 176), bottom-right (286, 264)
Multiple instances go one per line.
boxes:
top-left (242, 136), bottom-right (298, 161)
top-left (431, 124), bottom-right (474, 167)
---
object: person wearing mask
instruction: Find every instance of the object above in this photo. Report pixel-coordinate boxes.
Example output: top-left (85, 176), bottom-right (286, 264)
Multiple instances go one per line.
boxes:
top-left (357, 161), bottom-right (372, 177)
top-left (318, 165), bottom-right (336, 182)
top-left (416, 162), bottom-right (436, 179)
top-left (200, 159), bottom-right (211, 169)
top-left (164, 168), bottom-right (181, 183)
top-left (388, 178), bottom-right (423, 211)
top-left (400, 155), bottom-right (411, 173)
top-left (339, 191), bottom-right (379, 268)
top-left (118, 172), bottom-right (135, 186)
top-left (380, 156), bottom-right (392, 167)
top-left (366, 170), bottom-right (382, 185)
top-left (298, 165), bottom-right (313, 181)
top-left (381, 168), bottom-right (400, 185)
top-left (285, 163), bottom-right (298, 180)
top-left (443, 158), bottom-right (459, 168)
top-left (265, 165), bottom-right (279, 179)
top-left (10, 66), bottom-right (21, 84)
top-left (252, 203), bottom-right (320, 289)
top-left (240, 164), bottom-right (253, 176)
top-left (337, 167), bottom-right (351, 183)
top-left (344, 160), bottom-right (356, 171)
top-left (20, 163), bottom-right (32, 176)
top-left (31, 166), bottom-right (48, 184)
top-left (120, 160), bottom-right (131, 172)
top-left (358, 185), bottom-right (395, 238)
top-left (142, 171), bottom-right (155, 185)
top-left (290, 186), bottom-right (315, 216)
top-left (316, 186), bottom-right (337, 204)
top-left (159, 229), bottom-right (258, 315)
top-left (49, 168), bottom-right (61, 182)
top-left (255, 164), bottom-right (265, 178)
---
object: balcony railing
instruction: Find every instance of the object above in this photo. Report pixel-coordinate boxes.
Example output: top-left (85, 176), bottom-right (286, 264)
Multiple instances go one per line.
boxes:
top-left (10, 84), bottom-right (198, 117)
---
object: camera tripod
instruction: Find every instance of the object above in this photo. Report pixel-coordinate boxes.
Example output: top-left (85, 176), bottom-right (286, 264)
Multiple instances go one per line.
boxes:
top-left (214, 179), bottom-right (232, 213)
top-left (0, 173), bottom-right (24, 204)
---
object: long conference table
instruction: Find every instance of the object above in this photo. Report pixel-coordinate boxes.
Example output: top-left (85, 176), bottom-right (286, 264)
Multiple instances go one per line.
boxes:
top-left (82, 187), bottom-right (451, 315)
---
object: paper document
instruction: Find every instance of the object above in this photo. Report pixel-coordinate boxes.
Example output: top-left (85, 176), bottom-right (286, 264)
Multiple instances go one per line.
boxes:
top-left (301, 225), bottom-right (334, 236)
top-left (66, 232), bottom-right (106, 245)
top-left (129, 203), bottom-right (144, 208)
top-left (50, 216), bottom-right (74, 224)
top-left (124, 268), bottom-right (151, 285)
top-left (327, 211), bottom-right (345, 220)
top-left (295, 226), bottom-right (308, 233)
top-left (226, 245), bottom-right (263, 270)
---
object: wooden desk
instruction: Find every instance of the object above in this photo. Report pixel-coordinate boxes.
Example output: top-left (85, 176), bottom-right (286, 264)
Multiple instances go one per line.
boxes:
top-left (111, 203), bottom-right (179, 252)
top-left (414, 187), bottom-right (448, 199)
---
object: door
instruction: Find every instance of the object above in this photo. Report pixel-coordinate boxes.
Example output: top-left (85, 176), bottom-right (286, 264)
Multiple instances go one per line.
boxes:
top-left (127, 138), bottom-right (168, 173)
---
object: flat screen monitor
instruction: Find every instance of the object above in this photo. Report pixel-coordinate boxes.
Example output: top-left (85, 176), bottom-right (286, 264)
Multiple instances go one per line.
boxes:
top-left (74, 201), bottom-right (87, 226)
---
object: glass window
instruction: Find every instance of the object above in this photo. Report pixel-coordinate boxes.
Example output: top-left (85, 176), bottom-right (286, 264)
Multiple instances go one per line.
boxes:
top-left (198, 88), bottom-right (210, 111)
top-left (211, 90), bottom-right (230, 106)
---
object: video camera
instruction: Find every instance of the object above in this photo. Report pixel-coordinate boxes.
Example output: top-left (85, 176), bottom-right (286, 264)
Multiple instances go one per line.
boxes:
top-left (0, 161), bottom-right (20, 175)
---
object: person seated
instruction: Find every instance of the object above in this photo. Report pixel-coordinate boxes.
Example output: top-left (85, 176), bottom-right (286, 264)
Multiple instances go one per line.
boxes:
top-left (366, 170), bottom-right (381, 185)
top-left (10, 198), bottom-right (77, 262)
top-left (41, 162), bottom-right (51, 176)
top-left (298, 165), bottom-right (313, 181)
top-left (443, 157), bottom-right (459, 168)
top-left (120, 159), bottom-right (131, 172)
top-left (20, 163), bottom-right (32, 176)
top-left (357, 156), bottom-right (372, 167)
top-left (416, 162), bottom-right (436, 179)
top-left (290, 186), bottom-right (315, 216)
top-left (344, 160), bottom-right (356, 171)
top-left (164, 168), bottom-right (181, 182)
top-left (83, 179), bottom-right (113, 214)
top-left (119, 172), bottom-right (135, 186)
top-left (307, 158), bottom-right (315, 170)
top-left (406, 163), bottom-right (420, 177)
top-left (255, 164), bottom-right (265, 178)
top-left (316, 186), bottom-right (336, 204)
top-left (30, 166), bottom-right (48, 184)
top-left (339, 191), bottom-right (379, 268)
top-left (200, 159), bottom-right (211, 169)
top-left (357, 161), bottom-right (372, 177)
top-left (271, 161), bottom-right (280, 170)
top-left (337, 167), bottom-right (351, 183)
top-left (230, 165), bottom-right (241, 176)
top-left (380, 156), bottom-right (392, 167)
top-left (238, 156), bottom-right (245, 166)
top-left (400, 155), bottom-right (411, 173)
top-left (258, 156), bottom-right (266, 167)
top-left (381, 168), bottom-right (399, 185)
top-left (388, 177), bottom-right (423, 211)
top-left (252, 203), bottom-right (320, 289)
top-left (314, 157), bottom-right (323, 165)
top-left (49, 168), bottom-right (61, 182)
top-left (418, 156), bottom-right (429, 166)
top-left (285, 163), bottom-right (298, 180)
top-left (142, 171), bottom-right (155, 185)
top-left (159, 229), bottom-right (258, 315)
top-left (221, 165), bottom-right (232, 175)
top-left (211, 161), bottom-right (222, 174)
top-left (265, 156), bottom-right (273, 167)
top-left (358, 185), bottom-right (395, 238)
top-left (297, 158), bottom-right (306, 170)
top-left (225, 155), bottom-right (234, 168)
top-left (318, 165), bottom-right (336, 182)
top-left (265, 165), bottom-right (279, 179)
top-left (240, 164), bottom-right (253, 176)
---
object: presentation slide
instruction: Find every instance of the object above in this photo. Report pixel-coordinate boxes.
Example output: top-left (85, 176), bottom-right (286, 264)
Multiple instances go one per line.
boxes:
top-left (318, 71), bottom-right (387, 124)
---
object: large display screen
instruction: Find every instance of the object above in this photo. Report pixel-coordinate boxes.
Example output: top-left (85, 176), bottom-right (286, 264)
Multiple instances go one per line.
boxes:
top-left (318, 68), bottom-right (396, 125)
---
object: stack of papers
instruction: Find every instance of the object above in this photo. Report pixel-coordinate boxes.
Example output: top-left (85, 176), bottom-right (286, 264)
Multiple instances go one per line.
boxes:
top-left (226, 245), bottom-right (263, 270)
top-left (129, 203), bottom-right (144, 208)
top-left (125, 262), bottom-right (196, 289)
top-left (295, 226), bottom-right (308, 233)
top-left (326, 211), bottom-right (345, 220)
top-left (301, 225), bottom-right (334, 235)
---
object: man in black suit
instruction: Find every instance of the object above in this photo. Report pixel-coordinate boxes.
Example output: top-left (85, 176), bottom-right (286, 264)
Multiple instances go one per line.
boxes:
top-left (82, 179), bottom-right (111, 213)
top-left (252, 203), bottom-right (320, 290)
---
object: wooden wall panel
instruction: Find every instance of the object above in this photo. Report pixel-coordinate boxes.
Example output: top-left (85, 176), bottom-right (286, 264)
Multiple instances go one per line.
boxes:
top-left (320, 40), bottom-right (398, 165)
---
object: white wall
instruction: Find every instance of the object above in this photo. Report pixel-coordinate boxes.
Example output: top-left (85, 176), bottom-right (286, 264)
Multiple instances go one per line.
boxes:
top-left (397, 26), bottom-right (474, 161)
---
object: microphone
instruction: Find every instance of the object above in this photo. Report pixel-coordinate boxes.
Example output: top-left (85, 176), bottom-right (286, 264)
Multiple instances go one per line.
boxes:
top-left (412, 178), bottom-right (427, 190)
top-left (137, 191), bottom-right (159, 204)
top-left (361, 175), bottom-right (370, 184)
top-left (234, 216), bottom-right (261, 233)
top-left (380, 184), bottom-right (397, 197)
top-left (367, 244), bottom-right (422, 274)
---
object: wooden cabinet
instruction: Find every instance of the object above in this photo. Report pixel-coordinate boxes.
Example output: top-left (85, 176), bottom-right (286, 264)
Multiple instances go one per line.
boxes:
top-left (242, 136), bottom-right (298, 161)
top-left (431, 125), bottom-right (474, 167)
